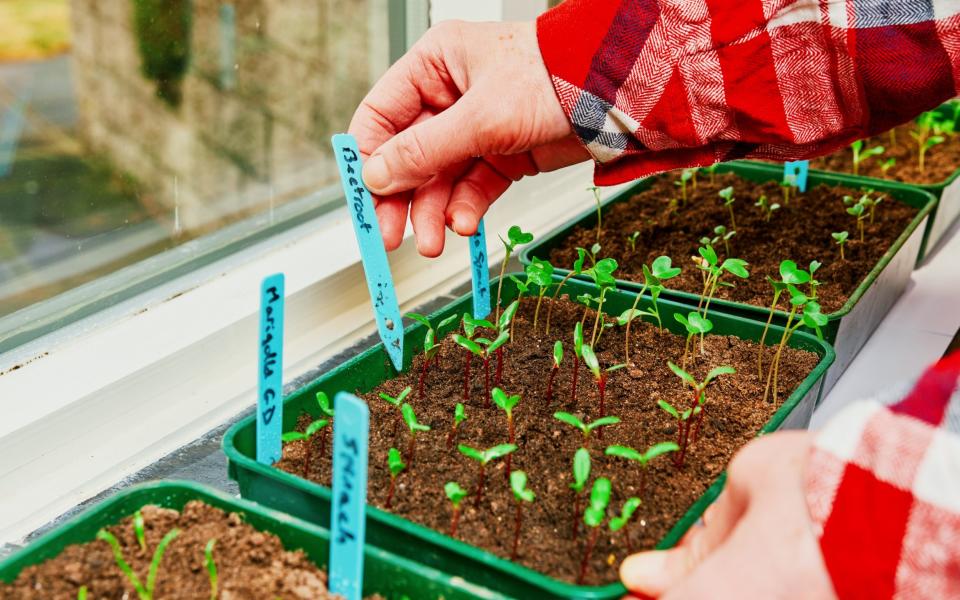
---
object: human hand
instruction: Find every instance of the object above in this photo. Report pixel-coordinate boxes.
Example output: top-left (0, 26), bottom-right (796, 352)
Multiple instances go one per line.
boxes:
top-left (619, 432), bottom-right (836, 599)
top-left (348, 19), bottom-right (590, 257)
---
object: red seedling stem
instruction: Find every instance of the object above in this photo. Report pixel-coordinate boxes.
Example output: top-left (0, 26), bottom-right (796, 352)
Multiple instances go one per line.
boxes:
top-left (504, 417), bottom-right (515, 482)
top-left (445, 424), bottom-right (459, 449)
top-left (571, 360), bottom-right (579, 402)
top-left (406, 435), bottom-right (417, 468)
top-left (623, 528), bottom-right (633, 554)
top-left (385, 477), bottom-right (397, 509)
top-left (571, 495), bottom-right (580, 539)
top-left (463, 353), bottom-right (472, 402)
top-left (578, 528), bottom-right (599, 585)
top-left (495, 347), bottom-right (504, 386)
top-left (318, 428), bottom-right (329, 465)
top-left (511, 503), bottom-right (523, 560)
top-left (418, 358), bottom-right (429, 400)
top-left (596, 374), bottom-right (608, 441)
top-left (483, 356), bottom-right (491, 407)
top-left (546, 365), bottom-right (558, 404)
top-left (450, 507), bottom-right (461, 537)
top-left (302, 439), bottom-right (312, 479)
top-left (473, 465), bottom-right (486, 507)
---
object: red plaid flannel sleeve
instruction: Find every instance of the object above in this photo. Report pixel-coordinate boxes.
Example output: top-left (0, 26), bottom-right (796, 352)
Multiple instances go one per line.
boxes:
top-left (537, 0), bottom-right (960, 185)
top-left (805, 351), bottom-right (960, 599)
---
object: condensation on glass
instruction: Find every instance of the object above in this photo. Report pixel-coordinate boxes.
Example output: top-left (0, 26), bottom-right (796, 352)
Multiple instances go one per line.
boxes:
top-left (0, 0), bottom-right (390, 317)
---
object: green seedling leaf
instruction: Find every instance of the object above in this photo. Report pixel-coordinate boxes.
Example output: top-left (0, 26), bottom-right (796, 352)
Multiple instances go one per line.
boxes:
top-left (482, 443), bottom-right (517, 464)
top-left (438, 314), bottom-right (459, 331)
top-left (492, 387), bottom-right (520, 416)
top-left (606, 363), bottom-right (627, 373)
top-left (147, 528), bottom-right (180, 598)
top-left (587, 477), bottom-right (612, 517)
top-left (406, 312), bottom-right (432, 329)
top-left (718, 186), bottom-right (734, 203)
top-left (809, 260), bottom-right (823, 275)
top-left (554, 411), bottom-right (586, 433)
top-left (698, 244), bottom-right (718, 267)
top-left (581, 344), bottom-right (601, 380)
top-left (445, 482), bottom-right (468, 507)
top-left (281, 431), bottom-right (306, 443)
top-left (779, 260), bottom-right (810, 285)
top-left (462, 314), bottom-right (494, 338)
top-left (304, 418), bottom-right (329, 438)
top-left (401, 403), bottom-right (430, 433)
top-left (588, 416), bottom-right (621, 431)
top-left (506, 225), bottom-right (534, 247)
top-left (98, 529), bottom-right (148, 598)
top-left (720, 258), bottom-right (749, 278)
top-left (509, 275), bottom-right (531, 295)
top-left (604, 445), bottom-right (641, 461)
top-left (668, 361), bottom-right (696, 386)
top-left (704, 365), bottom-right (736, 385)
top-left (657, 399), bottom-right (680, 420)
top-left (510, 470), bottom-right (536, 503)
top-left (609, 497), bottom-right (642, 532)
top-left (526, 258), bottom-right (555, 288)
top-left (553, 340), bottom-right (563, 367)
top-left (133, 510), bottom-right (146, 552)
top-left (499, 300), bottom-right (519, 331)
top-left (651, 255), bottom-right (681, 280)
top-left (316, 391), bottom-right (334, 418)
top-left (379, 386), bottom-right (412, 407)
top-left (572, 247), bottom-right (588, 274)
top-left (454, 403), bottom-right (466, 427)
top-left (388, 447), bottom-right (406, 477)
top-left (486, 330), bottom-right (511, 354)
top-left (573, 322), bottom-right (584, 358)
top-left (452, 334), bottom-right (483, 356)
top-left (78, 586), bottom-right (88, 600)
top-left (457, 444), bottom-right (484, 463)
top-left (204, 539), bottom-right (218, 600)
top-left (570, 447), bottom-right (591, 493)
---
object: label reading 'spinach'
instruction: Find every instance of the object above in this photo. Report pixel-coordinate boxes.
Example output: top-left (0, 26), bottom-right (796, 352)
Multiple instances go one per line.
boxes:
top-left (470, 218), bottom-right (492, 320)
top-left (329, 392), bottom-right (369, 600)
top-left (256, 273), bottom-right (284, 465)
top-left (784, 160), bottom-right (809, 193)
top-left (331, 134), bottom-right (404, 373)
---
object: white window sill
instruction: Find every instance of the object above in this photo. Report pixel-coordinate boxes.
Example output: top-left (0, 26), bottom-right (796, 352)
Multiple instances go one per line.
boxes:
top-left (0, 162), bottom-right (626, 544)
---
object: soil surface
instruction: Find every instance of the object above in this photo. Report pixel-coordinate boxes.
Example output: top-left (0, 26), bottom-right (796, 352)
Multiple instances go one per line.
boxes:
top-left (0, 501), bottom-right (352, 599)
top-left (276, 298), bottom-right (820, 586)
top-left (547, 173), bottom-right (917, 314)
top-left (812, 122), bottom-right (960, 184)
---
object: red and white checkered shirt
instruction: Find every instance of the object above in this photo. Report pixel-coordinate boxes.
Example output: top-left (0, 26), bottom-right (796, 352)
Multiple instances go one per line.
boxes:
top-left (537, 0), bottom-right (960, 185)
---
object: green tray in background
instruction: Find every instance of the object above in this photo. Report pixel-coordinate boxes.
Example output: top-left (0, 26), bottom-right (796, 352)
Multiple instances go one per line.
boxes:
top-left (520, 161), bottom-right (934, 394)
top-left (0, 481), bottom-right (505, 600)
top-left (223, 275), bottom-right (834, 600)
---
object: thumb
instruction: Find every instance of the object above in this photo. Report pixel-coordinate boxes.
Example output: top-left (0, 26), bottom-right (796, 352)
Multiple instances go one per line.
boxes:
top-left (619, 484), bottom-right (748, 597)
top-left (363, 95), bottom-right (486, 196)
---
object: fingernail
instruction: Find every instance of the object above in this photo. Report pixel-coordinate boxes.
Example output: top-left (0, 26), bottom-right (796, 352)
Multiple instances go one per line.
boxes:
top-left (363, 155), bottom-right (390, 192)
top-left (620, 552), bottom-right (668, 591)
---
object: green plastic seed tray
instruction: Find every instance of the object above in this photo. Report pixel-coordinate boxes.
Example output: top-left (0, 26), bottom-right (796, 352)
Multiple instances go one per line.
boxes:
top-left (223, 275), bottom-right (834, 600)
top-left (520, 161), bottom-right (934, 394)
top-left (0, 480), bottom-right (505, 600)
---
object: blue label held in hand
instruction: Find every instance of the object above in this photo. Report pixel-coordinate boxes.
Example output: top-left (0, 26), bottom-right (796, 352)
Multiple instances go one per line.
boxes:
top-left (331, 134), bottom-right (404, 373)
top-left (469, 218), bottom-right (491, 320)
top-left (329, 392), bottom-right (369, 600)
top-left (784, 160), bottom-right (809, 193)
top-left (256, 273), bottom-right (284, 465)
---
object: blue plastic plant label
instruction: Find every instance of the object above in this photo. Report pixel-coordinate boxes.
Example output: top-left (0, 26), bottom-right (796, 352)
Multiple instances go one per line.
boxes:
top-left (329, 391), bottom-right (369, 600)
top-left (331, 134), bottom-right (404, 373)
top-left (784, 160), bottom-right (809, 192)
top-left (469, 218), bottom-right (491, 320)
top-left (256, 273), bottom-right (284, 465)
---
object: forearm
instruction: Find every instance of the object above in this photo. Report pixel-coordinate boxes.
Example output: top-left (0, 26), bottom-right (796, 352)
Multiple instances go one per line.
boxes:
top-left (538, 0), bottom-right (960, 184)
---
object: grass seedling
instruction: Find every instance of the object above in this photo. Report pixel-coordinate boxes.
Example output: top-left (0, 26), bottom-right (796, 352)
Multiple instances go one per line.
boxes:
top-left (554, 411), bottom-right (621, 446)
top-left (624, 256), bottom-right (681, 360)
top-left (605, 442), bottom-right (679, 495)
top-left (755, 194), bottom-right (780, 221)
top-left (669, 362), bottom-right (735, 454)
top-left (578, 477), bottom-right (611, 585)
top-left (408, 313), bottom-right (458, 398)
top-left (674, 169), bottom-right (693, 206)
top-left (281, 418), bottom-right (330, 478)
top-left (133, 510), bottom-right (146, 552)
top-left (758, 260), bottom-right (809, 379)
top-left (454, 329), bottom-right (509, 404)
top-left (547, 341), bottom-right (563, 404)
top-left (832, 231), bottom-right (849, 260)
top-left (492, 387), bottom-right (521, 479)
top-left (673, 311), bottom-right (713, 367)
top-left (97, 526), bottom-right (180, 600)
top-left (546, 247), bottom-right (587, 335)
top-left (694, 243), bottom-right (749, 321)
top-left (571, 322), bottom-right (584, 403)
top-left (509, 470), bottom-right (536, 560)
top-left (589, 186), bottom-right (604, 245)
top-left (401, 403), bottom-right (430, 465)
top-left (569, 447), bottom-right (590, 539)
top-left (445, 482), bottom-right (468, 537)
top-left (379, 386), bottom-right (412, 439)
top-left (446, 402), bottom-right (467, 449)
top-left (609, 497), bottom-right (642, 553)
top-left (385, 447), bottom-right (406, 508)
top-left (718, 186), bottom-right (737, 230)
top-left (526, 257), bottom-right (555, 331)
top-left (495, 225), bottom-right (534, 321)
top-left (850, 139), bottom-right (885, 176)
top-left (204, 539), bottom-right (217, 600)
top-left (458, 443), bottom-right (517, 506)
top-left (580, 344), bottom-right (626, 428)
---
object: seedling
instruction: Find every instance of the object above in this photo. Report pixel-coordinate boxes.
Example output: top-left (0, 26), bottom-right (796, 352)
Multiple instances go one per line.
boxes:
top-left (546, 340), bottom-right (563, 404)
top-left (844, 195), bottom-right (868, 242)
top-left (674, 169), bottom-right (693, 206)
top-left (379, 385), bottom-right (412, 438)
top-left (546, 247), bottom-right (587, 335)
top-left (384, 447), bottom-right (406, 508)
top-left (445, 402), bottom-right (467, 449)
top-left (880, 157), bottom-right (896, 176)
top-left (586, 242), bottom-right (602, 266)
top-left (281, 418), bottom-right (330, 478)
top-left (408, 313), bottom-right (458, 398)
top-left (669, 361), bottom-right (736, 457)
top-left (554, 411), bottom-right (620, 446)
top-left (401, 403), bottom-right (430, 466)
top-left (584, 258), bottom-right (619, 346)
top-left (97, 526), bottom-right (180, 600)
top-left (861, 190), bottom-right (885, 223)
top-left (444, 481), bottom-right (468, 537)
top-left (78, 586), bottom-right (88, 600)
top-left (571, 322), bottom-right (584, 403)
top-left (525, 257), bottom-right (555, 331)
top-left (588, 185), bottom-right (604, 245)
top-left (710, 225), bottom-right (736, 257)
top-left (694, 243), bottom-right (749, 321)
top-left (673, 311), bottom-right (713, 368)
top-left (458, 443), bottom-right (517, 506)
top-left (578, 477), bottom-right (611, 585)
top-left (624, 256), bottom-right (681, 360)
top-left (718, 186), bottom-right (737, 230)
top-left (657, 399), bottom-right (700, 468)
top-left (850, 139), bottom-right (885, 176)
top-left (755, 194), bottom-right (780, 221)
top-left (626, 231), bottom-right (641, 256)
top-left (509, 470), bottom-right (536, 560)
top-left (912, 112), bottom-right (946, 173)
top-left (580, 344), bottom-right (626, 428)
top-left (779, 179), bottom-right (794, 206)
top-left (496, 300), bottom-right (519, 382)
top-left (763, 286), bottom-right (828, 405)
top-left (609, 497), bottom-right (642, 553)
top-left (757, 260), bottom-right (810, 379)
top-left (133, 510), bottom-right (146, 552)
top-left (568, 447), bottom-right (591, 539)
top-left (704, 163), bottom-right (719, 185)
top-left (454, 329), bottom-right (509, 404)
top-left (495, 225), bottom-right (534, 320)
top-left (605, 442), bottom-right (680, 495)
top-left (492, 387), bottom-right (521, 479)
top-left (204, 539), bottom-right (218, 600)
top-left (832, 231), bottom-right (849, 260)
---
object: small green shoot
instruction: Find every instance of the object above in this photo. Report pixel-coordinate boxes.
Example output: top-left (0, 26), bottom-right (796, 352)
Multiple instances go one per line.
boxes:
top-left (97, 526), bottom-right (180, 600)
top-left (589, 186), bottom-right (604, 245)
top-left (569, 447), bottom-right (591, 538)
top-left (133, 510), bottom-right (146, 552)
top-left (385, 447), bottom-right (406, 508)
top-left (408, 313), bottom-right (458, 398)
top-left (458, 443), bottom-right (517, 506)
top-left (694, 243), bottom-right (749, 322)
top-left (832, 231), bottom-right (849, 260)
top-left (446, 402), bottom-right (467, 449)
top-left (281, 417), bottom-right (330, 478)
top-left (204, 539), bottom-right (218, 600)
top-left (554, 411), bottom-right (620, 446)
top-left (755, 194), bottom-right (780, 221)
top-left (495, 225), bottom-right (534, 320)
top-left (445, 482), bottom-right (468, 537)
top-left (609, 497), bottom-right (642, 553)
top-left (880, 157), bottom-right (896, 176)
top-left (718, 186), bottom-right (737, 230)
top-left (626, 231), bottom-right (641, 255)
top-left (757, 260), bottom-right (810, 379)
top-left (605, 442), bottom-right (680, 494)
top-left (546, 340), bottom-right (563, 404)
top-left (571, 322), bottom-right (584, 403)
top-left (492, 387), bottom-right (521, 478)
top-left (400, 403), bottom-right (430, 465)
top-left (525, 257), bottom-right (555, 331)
top-left (578, 477), bottom-right (611, 584)
top-left (673, 311), bottom-right (713, 367)
top-left (454, 329), bottom-right (509, 403)
top-left (624, 256), bottom-right (681, 360)
top-left (546, 248), bottom-right (587, 335)
top-left (844, 195), bottom-right (868, 242)
top-left (580, 344), bottom-right (625, 431)
top-left (674, 169), bottom-right (693, 206)
top-left (850, 139), bottom-right (885, 176)
top-left (584, 258), bottom-right (619, 347)
top-left (509, 470), bottom-right (536, 559)
top-left (78, 586), bottom-right (88, 600)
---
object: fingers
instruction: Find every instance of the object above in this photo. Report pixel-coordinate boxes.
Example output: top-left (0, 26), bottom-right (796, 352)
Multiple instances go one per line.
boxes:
top-left (374, 193), bottom-right (411, 251)
top-left (446, 159), bottom-right (513, 236)
top-left (409, 160), bottom-right (471, 257)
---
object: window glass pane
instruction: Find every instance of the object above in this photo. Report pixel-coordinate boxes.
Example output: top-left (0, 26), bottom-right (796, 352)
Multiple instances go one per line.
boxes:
top-left (0, 0), bottom-right (390, 317)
